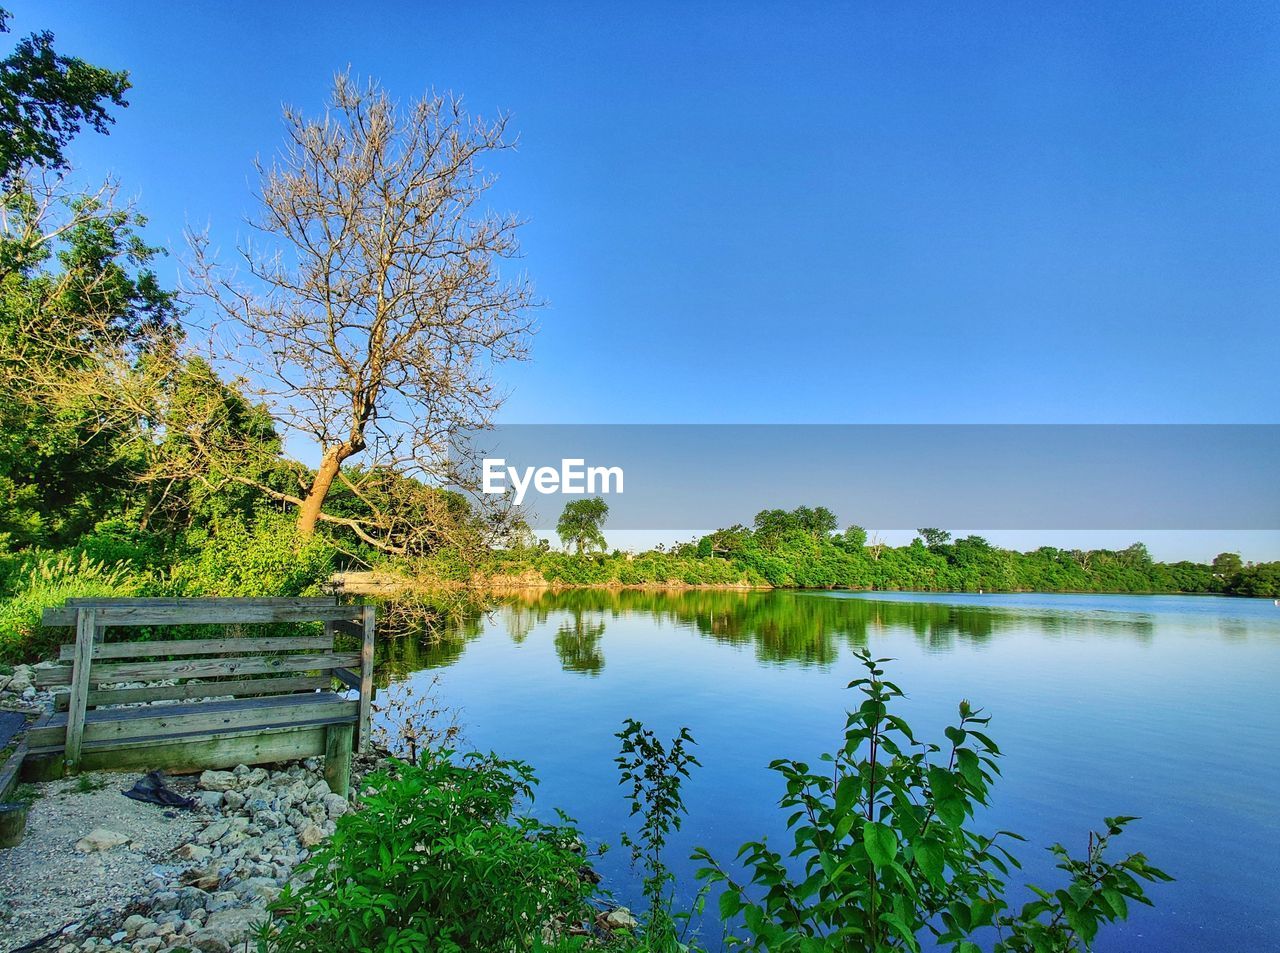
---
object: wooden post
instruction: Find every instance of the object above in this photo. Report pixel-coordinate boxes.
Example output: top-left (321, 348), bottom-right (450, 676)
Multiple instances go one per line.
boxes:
top-left (323, 722), bottom-right (353, 797)
top-left (65, 607), bottom-right (98, 772)
top-left (357, 604), bottom-right (375, 752)
top-left (0, 802), bottom-right (30, 848)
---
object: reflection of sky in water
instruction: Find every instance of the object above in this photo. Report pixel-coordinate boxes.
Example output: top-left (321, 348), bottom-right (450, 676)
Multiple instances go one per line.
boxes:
top-left (374, 591), bottom-right (1280, 952)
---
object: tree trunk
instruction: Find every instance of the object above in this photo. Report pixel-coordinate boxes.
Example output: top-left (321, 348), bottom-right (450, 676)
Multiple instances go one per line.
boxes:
top-left (297, 451), bottom-right (344, 537)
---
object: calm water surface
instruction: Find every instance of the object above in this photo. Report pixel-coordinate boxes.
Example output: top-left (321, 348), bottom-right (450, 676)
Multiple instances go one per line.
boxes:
top-left (378, 590), bottom-right (1280, 952)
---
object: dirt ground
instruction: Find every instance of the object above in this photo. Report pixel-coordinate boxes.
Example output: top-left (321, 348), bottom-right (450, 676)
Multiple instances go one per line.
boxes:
top-left (0, 772), bottom-right (202, 951)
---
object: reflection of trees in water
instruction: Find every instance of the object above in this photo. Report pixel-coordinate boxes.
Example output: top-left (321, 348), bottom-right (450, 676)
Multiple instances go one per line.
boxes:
top-left (553, 612), bottom-right (608, 676)
top-left (500, 604), bottom-right (539, 644)
top-left (374, 589), bottom-right (1164, 672)
top-left (373, 603), bottom-right (485, 681)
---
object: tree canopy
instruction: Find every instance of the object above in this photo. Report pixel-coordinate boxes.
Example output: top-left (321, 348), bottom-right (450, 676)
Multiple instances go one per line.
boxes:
top-left (557, 498), bottom-right (609, 555)
top-left (0, 7), bottom-right (129, 179)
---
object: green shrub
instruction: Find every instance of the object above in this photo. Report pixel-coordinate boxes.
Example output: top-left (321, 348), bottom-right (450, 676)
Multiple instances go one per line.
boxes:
top-left (168, 514), bottom-right (335, 597)
top-left (695, 652), bottom-right (1172, 951)
top-left (262, 752), bottom-right (599, 952)
top-left (73, 518), bottom-right (170, 569)
top-left (0, 551), bottom-right (140, 662)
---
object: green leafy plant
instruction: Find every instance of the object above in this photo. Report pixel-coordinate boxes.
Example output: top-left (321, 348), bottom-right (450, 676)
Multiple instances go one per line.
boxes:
top-left (694, 651), bottom-right (1171, 952)
top-left (167, 512), bottom-right (334, 597)
top-left (262, 752), bottom-right (600, 953)
top-left (616, 720), bottom-right (703, 950)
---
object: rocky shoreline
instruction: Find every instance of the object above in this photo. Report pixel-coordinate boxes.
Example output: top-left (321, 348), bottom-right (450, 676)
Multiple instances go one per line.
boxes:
top-left (2, 757), bottom-right (364, 953)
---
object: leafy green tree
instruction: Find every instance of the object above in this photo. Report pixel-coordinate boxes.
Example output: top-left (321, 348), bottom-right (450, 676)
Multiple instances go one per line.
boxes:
top-left (0, 180), bottom-right (181, 546)
top-left (843, 524), bottom-right (869, 548)
top-left (557, 497), bottom-right (608, 554)
top-left (917, 527), bottom-right (952, 549)
top-left (1211, 552), bottom-right (1243, 578)
top-left (0, 7), bottom-right (130, 179)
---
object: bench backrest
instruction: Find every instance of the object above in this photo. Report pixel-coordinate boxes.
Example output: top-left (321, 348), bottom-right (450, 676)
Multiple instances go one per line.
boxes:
top-left (35, 597), bottom-right (376, 768)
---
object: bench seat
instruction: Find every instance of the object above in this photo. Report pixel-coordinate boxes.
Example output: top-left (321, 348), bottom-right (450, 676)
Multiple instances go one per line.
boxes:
top-left (25, 691), bottom-right (359, 777)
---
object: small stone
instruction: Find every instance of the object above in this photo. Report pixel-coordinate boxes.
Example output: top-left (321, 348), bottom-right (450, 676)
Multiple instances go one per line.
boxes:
top-left (602, 907), bottom-right (639, 931)
top-left (187, 931), bottom-right (231, 953)
top-left (237, 876), bottom-right (280, 904)
top-left (198, 770), bottom-right (237, 792)
top-left (176, 842), bottom-right (212, 862)
top-left (221, 790), bottom-right (245, 811)
top-left (194, 791), bottom-right (224, 810)
top-left (203, 907), bottom-right (266, 943)
top-left (123, 914), bottom-right (150, 936)
top-left (110, 932), bottom-right (127, 944)
top-left (196, 821), bottom-right (230, 845)
top-left (297, 822), bottom-right (325, 848)
top-left (320, 793), bottom-right (348, 819)
top-left (182, 863), bottom-right (221, 891)
top-left (133, 938), bottom-right (163, 951)
top-left (232, 763), bottom-right (250, 776)
top-left (75, 828), bottom-right (130, 852)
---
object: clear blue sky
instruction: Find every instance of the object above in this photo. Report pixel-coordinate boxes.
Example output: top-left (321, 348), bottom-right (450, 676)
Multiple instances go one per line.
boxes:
top-left (11, 1), bottom-right (1279, 557)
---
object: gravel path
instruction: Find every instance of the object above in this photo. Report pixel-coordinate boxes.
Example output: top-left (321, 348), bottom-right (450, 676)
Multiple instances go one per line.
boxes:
top-left (0, 773), bottom-right (202, 951)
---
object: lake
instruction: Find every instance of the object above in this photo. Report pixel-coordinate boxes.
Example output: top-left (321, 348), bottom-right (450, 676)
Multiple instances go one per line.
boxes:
top-left (376, 590), bottom-right (1280, 951)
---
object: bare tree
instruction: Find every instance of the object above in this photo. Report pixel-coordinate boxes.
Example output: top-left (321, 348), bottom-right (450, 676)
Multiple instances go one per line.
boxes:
top-left (189, 71), bottom-right (536, 549)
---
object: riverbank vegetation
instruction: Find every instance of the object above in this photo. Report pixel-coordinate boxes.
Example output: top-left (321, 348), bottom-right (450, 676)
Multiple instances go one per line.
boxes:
top-left (261, 652), bottom-right (1171, 951)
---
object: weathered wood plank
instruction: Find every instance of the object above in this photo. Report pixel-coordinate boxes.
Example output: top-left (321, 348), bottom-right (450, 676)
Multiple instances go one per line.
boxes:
top-left (53, 675), bottom-right (332, 711)
top-left (324, 723), bottom-right (354, 798)
top-left (357, 604), bottom-right (375, 753)
top-left (330, 619), bottom-right (364, 639)
top-left (0, 739), bottom-right (27, 802)
top-left (64, 608), bottom-right (97, 772)
top-left (332, 667), bottom-right (360, 690)
top-left (59, 635), bottom-right (334, 661)
top-left (35, 652), bottom-right (360, 686)
top-left (63, 597), bottom-right (337, 607)
top-left (33, 665), bottom-right (71, 687)
top-left (75, 725), bottom-right (330, 773)
top-left (42, 604), bottom-right (360, 627)
top-left (28, 693), bottom-right (357, 747)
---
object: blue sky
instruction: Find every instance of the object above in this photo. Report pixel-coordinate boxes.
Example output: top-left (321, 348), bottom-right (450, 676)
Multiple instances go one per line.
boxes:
top-left (12, 2), bottom-right (1279, 558)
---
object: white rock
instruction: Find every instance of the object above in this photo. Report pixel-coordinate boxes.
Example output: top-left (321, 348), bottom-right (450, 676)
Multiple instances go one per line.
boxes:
top-left (196, 821), bottom-right (230, 845)
top-left (320, 793), bottom-right (348, 819)
top-left (176, 843), bottom-right (212, 862)
top-left (603, 907), bottom-right (639, 931)
top-left (203, 907), bottom-right (265, 943)
top-left (75, 828), bottom-right (130, 852)
top-left (198, 770), bottom-right (237, 792)
top-left (194, 790), bottom-right (224, 810)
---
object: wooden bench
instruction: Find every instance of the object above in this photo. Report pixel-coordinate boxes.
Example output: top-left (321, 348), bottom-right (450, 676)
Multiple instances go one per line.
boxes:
top-left (24, 597), bottom-right (375, 796)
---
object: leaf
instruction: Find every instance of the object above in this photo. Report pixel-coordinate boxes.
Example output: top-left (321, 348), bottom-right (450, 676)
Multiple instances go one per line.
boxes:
top-left (862, 821), bottom-right (898, 868)
top-left (956, 748), bottom-right (983, 788)
top-left (914, 840), bottom-right (945, 885)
